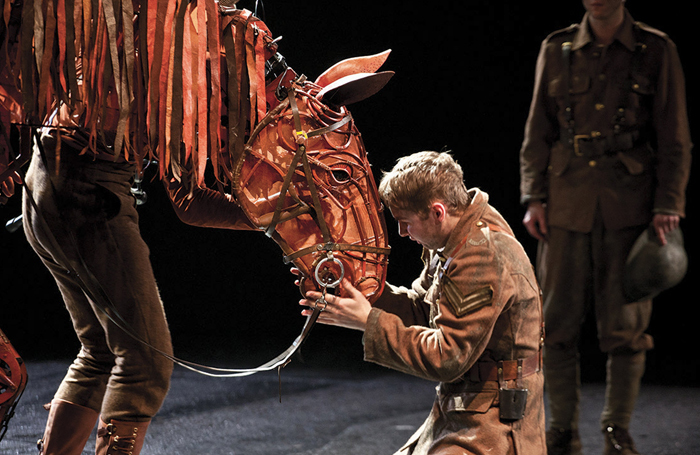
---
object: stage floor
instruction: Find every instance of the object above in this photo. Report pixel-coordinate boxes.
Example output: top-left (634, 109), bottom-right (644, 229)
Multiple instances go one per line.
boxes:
top-left (2, 360), bottom-right (699, 454)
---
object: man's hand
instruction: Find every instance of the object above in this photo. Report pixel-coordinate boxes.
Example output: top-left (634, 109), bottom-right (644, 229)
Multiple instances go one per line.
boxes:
top-left (652, 213), bottom-right (680, 246)
top-left (523, 200), bottom-right (548, 240)
top-left (0, 164), bottom-right (22, 205)
top-left (299, 278), bottom-right (371, 332)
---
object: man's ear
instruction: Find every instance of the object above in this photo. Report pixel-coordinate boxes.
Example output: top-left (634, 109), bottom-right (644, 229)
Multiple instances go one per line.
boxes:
top-left (429, 202), bottom-right (448, 223)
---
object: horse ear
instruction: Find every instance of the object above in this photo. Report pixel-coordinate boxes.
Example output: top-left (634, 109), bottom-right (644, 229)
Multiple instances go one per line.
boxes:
top-left (317, 71), bottom-right (394, 106)
top-left (314, 50), bottom-right (391, 88)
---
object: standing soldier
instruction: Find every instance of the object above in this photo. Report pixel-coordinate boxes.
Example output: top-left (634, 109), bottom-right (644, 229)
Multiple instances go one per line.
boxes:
top-left (519, 1), bottom-right (692, 454)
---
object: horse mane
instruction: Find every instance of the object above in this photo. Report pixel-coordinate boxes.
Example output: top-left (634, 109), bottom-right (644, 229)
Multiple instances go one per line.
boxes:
top-left (1, 0), bottom-right (270, 189)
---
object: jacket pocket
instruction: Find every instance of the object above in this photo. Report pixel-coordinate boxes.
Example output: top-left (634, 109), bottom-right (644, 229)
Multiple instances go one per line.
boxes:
top-left (547, 74), bottom-right (591, 98)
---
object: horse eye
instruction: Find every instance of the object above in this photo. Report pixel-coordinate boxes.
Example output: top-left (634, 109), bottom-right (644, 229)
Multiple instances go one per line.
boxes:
top-left (331, 168), bottom-right (351, 183)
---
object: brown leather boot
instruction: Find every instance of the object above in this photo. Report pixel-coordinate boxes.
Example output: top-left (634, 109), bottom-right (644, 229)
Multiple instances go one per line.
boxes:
top-left (37, 399), bottom-right (99, 455)
top-left (95, 418), bottom-right (150, 455)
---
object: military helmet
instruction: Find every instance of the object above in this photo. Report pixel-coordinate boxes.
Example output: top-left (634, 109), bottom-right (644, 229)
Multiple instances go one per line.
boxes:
top-left (623, 227), bottom-right (688, 303)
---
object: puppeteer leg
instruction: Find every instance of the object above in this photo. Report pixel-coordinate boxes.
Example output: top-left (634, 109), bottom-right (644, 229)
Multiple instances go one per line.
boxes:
top-left (24, 132), bottom-right (173, 455)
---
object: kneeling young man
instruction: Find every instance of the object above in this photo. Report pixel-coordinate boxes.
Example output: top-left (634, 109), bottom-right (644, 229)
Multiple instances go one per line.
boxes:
top-left (301, 151), bottom-right (545, 454)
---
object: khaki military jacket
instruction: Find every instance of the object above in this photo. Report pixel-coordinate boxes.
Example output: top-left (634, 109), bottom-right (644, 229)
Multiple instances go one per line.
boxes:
top-left (364, 189), bottom-right (545, 454)
top-left (519, 10), bottom-right (692, 233)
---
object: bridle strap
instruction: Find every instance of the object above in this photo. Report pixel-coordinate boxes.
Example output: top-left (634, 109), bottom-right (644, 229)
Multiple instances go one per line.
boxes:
top-left (263, 135), bottom-right (310, 237)
top-left (283, 241), bottom-right (391, 264)
top-left (306, 112), bottom-right (352, 138)
top-left (262, 85), bottom-right (350, 240)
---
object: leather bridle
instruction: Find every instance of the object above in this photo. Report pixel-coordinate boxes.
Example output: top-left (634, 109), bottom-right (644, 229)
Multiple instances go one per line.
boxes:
top-left (243, 82), bottom-right (390, 296)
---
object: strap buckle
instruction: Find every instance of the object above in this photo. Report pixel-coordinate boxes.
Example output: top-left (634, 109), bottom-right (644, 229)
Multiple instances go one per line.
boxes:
top-left (573, 132), bottom-right (603, 156)
top-left (294, 130), bottom-right (308, 145)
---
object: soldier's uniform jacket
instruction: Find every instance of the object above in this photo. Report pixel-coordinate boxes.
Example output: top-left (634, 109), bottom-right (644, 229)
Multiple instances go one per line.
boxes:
top-left (364, 189), bottom-right (545, 454)
top-left (519, 9), bottom-right (692, 233)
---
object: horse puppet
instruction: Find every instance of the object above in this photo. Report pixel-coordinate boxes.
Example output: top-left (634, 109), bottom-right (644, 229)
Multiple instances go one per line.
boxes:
top-left (0, 1), bottom-right (392, 378)
top-left (231, 40), bottom-right (393, 303)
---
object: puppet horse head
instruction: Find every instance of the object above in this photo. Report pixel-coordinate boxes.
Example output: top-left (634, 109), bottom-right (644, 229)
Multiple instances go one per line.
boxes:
top-left (232, 52), bottom-right (393, 303)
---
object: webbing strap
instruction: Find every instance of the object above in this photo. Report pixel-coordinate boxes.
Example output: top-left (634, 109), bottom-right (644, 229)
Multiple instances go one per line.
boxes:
top-left (560, 28), bottom-right (647, 150)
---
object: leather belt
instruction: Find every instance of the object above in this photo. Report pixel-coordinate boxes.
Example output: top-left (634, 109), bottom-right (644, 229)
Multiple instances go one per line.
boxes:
top-left (573, 130), bottom-right (641, 157)
top-left (467, 353), bottom-right (541, 383)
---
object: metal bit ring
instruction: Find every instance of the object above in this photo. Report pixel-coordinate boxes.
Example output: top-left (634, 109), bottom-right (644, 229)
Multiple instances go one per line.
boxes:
top-left (314, 256), bottom-right (344, 289)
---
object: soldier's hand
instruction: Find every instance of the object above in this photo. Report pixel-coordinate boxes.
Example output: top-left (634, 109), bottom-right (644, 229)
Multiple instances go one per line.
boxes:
top-left (300, 279), bottom-right (371, 332)
top-left (523, 201), bottom-right (548, 240)
top-left (652, 213), bottom-right (680, 246)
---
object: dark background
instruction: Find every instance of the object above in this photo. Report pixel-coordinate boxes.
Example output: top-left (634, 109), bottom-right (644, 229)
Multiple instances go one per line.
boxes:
top-left (1, 1), bottom-right (697, 386)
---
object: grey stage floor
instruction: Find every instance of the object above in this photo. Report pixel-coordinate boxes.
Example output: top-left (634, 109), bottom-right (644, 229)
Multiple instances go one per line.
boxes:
top-left (2, 360), bottom-right (699, 455)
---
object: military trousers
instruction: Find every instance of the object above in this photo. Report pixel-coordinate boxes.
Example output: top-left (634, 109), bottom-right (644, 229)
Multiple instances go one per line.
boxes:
top-left (22, 131), bottom-right (173, 422)
top-left (536, 215), bottom-right (652, 430)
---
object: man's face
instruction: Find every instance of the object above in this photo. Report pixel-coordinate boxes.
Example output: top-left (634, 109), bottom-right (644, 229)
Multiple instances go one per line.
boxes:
top-left (582, 0), bottom-right (625, 21)
top-left (389, 206), bottom-right (446, 250)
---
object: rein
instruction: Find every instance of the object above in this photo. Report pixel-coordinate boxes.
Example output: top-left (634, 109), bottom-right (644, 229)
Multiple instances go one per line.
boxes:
top-left (4, 85), bottom-right (386, 388)
top-left (5, 83), bottom-right (388, 388)
top-left (17, 129), bottom-right (323, 388)
top-left (2, 5), bottom-right (391, 403)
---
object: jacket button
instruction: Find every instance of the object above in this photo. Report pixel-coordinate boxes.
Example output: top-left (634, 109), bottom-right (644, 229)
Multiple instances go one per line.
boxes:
top-left (589, 160), bottom-right (597, 167)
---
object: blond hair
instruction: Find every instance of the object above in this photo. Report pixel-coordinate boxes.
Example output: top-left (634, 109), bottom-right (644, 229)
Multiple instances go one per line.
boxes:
top-left (378, 151), bottom-right (470, 217)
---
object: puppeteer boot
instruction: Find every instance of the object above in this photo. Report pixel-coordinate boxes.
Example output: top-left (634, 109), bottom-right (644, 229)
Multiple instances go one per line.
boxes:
top-left (95, 418), bottom-right (150, 455)
top-left (37, 399), bottom-right (99, 455)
